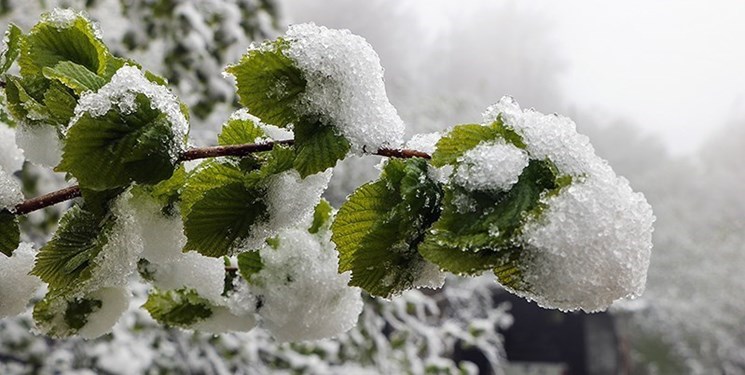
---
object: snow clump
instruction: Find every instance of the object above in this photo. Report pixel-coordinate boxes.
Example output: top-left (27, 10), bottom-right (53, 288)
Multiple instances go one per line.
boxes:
top-left (73, 65), bottom-right (188, 159)
top-left (15, 125), bottom-right (62, 167)
top-left (284, 23), bottom-right (405, 153)
top-left (453, 139), bottom-right (529, 192)
top-left (0, 125), bottom-right (25, 173)
top-left (0, 166), bottom-right (22, 210)
top-left (251, 228), bottom-right (363, 342)
top-left (481, 97), bottom-right (654, 312)
top-left (0, 243), bottom-right (43, 318)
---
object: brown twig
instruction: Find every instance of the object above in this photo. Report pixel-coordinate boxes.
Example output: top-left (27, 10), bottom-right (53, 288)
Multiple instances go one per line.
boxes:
top-left (12, 140), bottom-right (431, 215)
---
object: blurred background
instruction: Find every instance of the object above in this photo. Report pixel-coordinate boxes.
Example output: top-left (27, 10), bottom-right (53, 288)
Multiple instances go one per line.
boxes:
top-left (2, 0), bottom-right (744, 374)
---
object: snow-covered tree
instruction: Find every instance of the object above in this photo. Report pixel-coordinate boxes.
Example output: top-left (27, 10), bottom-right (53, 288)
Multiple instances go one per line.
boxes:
top-left (0, 8), bottom-right (654, 374)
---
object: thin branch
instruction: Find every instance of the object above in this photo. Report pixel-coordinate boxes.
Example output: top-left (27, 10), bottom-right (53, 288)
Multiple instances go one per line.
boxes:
top-left (12, 140), bottom-right (431, 215)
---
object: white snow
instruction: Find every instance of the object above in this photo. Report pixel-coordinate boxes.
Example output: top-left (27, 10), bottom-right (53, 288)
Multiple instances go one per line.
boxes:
top-left (87, 190), bottom-right (144, 293)
top-left (42, 8), bottom-right (78, 29)
top-left (453, 140), bottom-right (529, 192)
top-left (0, 243), bottom-right (43, 318)
top-left (73, 65), bottom-right (188, 160)
top-left (242, 169), bottom-right (332, 249)
top-left (0, 166), bottom-right (22, 209)
top-left (483, 96), bottom-right (606, 177)
top-left (15, 124), bottom-right (62, 167)
top-left (128, 193), bottom-right (226, 305)
top-left (78, 287), bottom-right (130, 339)
top-left (476, 97), bottom-right (655, 312)
top-left (251, 228), bottom-right (363, 342)
top-left (515, 173), bottom-right (654, 312)
top-left (0, 125), bottom-right (25, 173)
top-left (284, 23), bottom-right (405, 154)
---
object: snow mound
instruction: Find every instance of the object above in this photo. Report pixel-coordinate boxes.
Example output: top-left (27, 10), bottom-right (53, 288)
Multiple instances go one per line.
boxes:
top-left (453, 140), bottom-right (529, 192)
top-left (15, 125), bottom-right (62, 167)
top-left (0, 166), bottom-right (22, 210)
top-left (0, 125), bottom-right (25, 173)
top-left (252, 228), bottom-right (363, 342)
top-left (0, 243), bottom-right (43, 318)
top-left (285, 23), bottom-right (405, 154)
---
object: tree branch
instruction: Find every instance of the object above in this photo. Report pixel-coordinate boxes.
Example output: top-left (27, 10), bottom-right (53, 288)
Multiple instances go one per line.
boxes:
top-left (12, 140), bottom-right (431, 215)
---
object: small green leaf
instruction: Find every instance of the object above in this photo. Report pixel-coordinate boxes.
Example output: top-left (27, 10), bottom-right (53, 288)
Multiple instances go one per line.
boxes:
top-left (181, 161), bottom-right (247, 217)
top-left (79, 187), bottom-right (126, 217)
top-left (42, 80), bottom-right (77, 126)
top-left (431, 119), bottom-right (524, 168)
top-left (19, 12), bottom-right (109, 77)
top-left (57, 94), bottom-right (180, 191)
top-left (149, 165), bottom-right (186, 208)
top-left (4, 75), bottom-right (50, 124)
top-left (183, 183), bottom-right (268, 257)
top-left (419, 160), bottom-right (559, 275)
top-left (32, 206), bottom-right (112, 290)
top-left (293, 120), bottom-right (350, 178)
top-left (237, 251), bottom-right (263, 283)
top-left (0, 23), bottom-right (23, 74)
top-left (224, 39), bottom-right (305, 127)
top-left (143, 288), bottom-right (213, 328)
top-left (331, 159), bottom-right (443, 298)
top-left (42, 61), bottom-right (107, 94)
top-left (218, 115), bottom-right (266, 146)
top-left (309, 199), bottom-right (333, 234)
top-left (0, 210), bottom-right (20, 257)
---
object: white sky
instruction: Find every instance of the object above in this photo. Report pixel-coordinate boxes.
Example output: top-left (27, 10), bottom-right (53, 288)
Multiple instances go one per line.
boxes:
top-left (423, 0), bottom-right (745, 155)
top-left (543, 0), bottom-right (745, 155)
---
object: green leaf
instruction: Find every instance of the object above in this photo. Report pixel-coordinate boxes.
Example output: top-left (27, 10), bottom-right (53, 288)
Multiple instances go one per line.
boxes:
top-left (149, 165), bottom-right (186, 209)
top-left (331, 159), bottom-right (442, 298)
top-left (57, 94), bottom-right (180, 191)
top-left (32, 206), bottom-right (112, 290)
top-left (42, 61), bottom-right (107, 94)
top-left (143, 288), bottom-right (213, 328)
top-left (218, 115), bottom-right (266, 146)
top-left (4, 75), bottom-right (50, 124)
top-left (309, 199), bottom-right (333, 234)
top-left (237, 251), bottom-right (263, 283)
top-left (419, 160), bottom-right (559, 275)
top-left (431, 119), bottom-right (524, 167)
top-left (0, 210), bottom-right (20, 257)
top-left (42, 80), bottom-right (77, 125)
top-left (33, 293), bottom-right (101, 337)
top-left (79, 187), bottom-right (126, 217)
top-left (19, 12), bottom-right (109, 77)
top-left (181, 161), bottom-right (247, 217)
top-left (224, 39), bottom-right (305, 127)
top-left (293, 120), bottom-right (350, 178)
top-left (0, 24), bottom-right (23, 74)
top-left (183, 182), bottom-right (268, 257)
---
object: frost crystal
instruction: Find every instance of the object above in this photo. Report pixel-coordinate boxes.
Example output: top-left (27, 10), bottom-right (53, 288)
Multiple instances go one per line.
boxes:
top-left (0, 125), bottom-right (25, 173)
top-left (453, 140), bottom-right (529, 192)
top-left (285, 23), bottom-right (405, 153)
top-left (252, 228), bottom-right (363, 342)
top-left (0, 243), bottom-right (43, 318)
top-left (42, 8), bottom-right (78, 29)
top-left (0, 166), bottom-right (22, 209)
top-left (15, 125), bottom-right (62, 167)
top-left (74, 66), bottom-right (188, 157)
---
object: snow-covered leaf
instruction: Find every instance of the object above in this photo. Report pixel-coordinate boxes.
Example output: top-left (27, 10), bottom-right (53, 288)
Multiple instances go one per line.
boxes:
top-left (218, 114), bottom-right (266, 146)
top-left (183, 182), bottom-right (268, 257)
top-left (331, 158), bottom-right (442, 298)
top-left (293, 120), bottom-right (350, 178)
top-left (143, 288), bottom-right (213, 328)
top-left (419, 160), bottom-right (560, 275)
top-left (225, 39), bottom-right (305, 127)
top-left (19, 10), bottom-right (109, 77)
top-left (0, 23), bottom-right (22, 74)
top-left (431, 119), bottom-right (524, 168)
top-left (0, 210), bottom-right (20, 257)
top-left (33, 293), bottom-right (101, 337)
top-left (57, 94), bottom-right (180, 190)
top-left (32, 206), bottom-right (112, 290)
